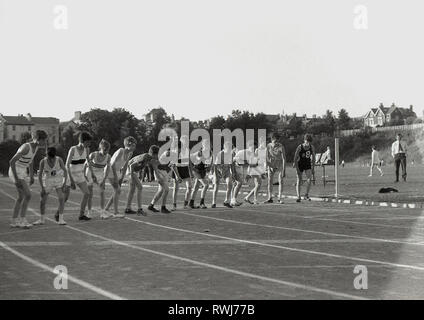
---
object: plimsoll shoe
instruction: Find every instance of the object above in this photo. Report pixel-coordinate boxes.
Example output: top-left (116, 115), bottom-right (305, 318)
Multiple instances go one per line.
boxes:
top-left (223, 202), bottom-right (233, 208)
top-left (147, 204), bottom-right (160, 213)
top-left (78, 215), bottom-right (91, 221)
top-left (161, 207), bottom-right (171, 214)
top-left (137, 208), bottom-right (147, 216)
top-left (125, 208), bottom-right (137, 214)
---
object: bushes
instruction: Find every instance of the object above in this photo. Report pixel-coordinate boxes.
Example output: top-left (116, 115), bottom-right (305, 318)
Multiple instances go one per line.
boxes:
top-left (0, 140), bottom-right (20, 176)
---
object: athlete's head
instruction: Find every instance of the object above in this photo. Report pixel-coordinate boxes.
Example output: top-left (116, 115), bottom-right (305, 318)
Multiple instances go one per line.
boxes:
top-left (32, 130), bottom-right (48, 147)
top-left (148, 145), bottom-right (160, 159)
top-left (396, 133), bottom-right (402, 141)
top-left (99, 139), bottom-right (111, 154)
top-left (124, 136), bottom-right (137, 152)
top-left (223, 141), bottom-right (231, 152)
top-left (78, 131), bottom-right (92, 148)
top-left (47, 147), bottom-right (56, 159)
top-left (371, 145), bottom-right (376, 151)
top-left (270, 132), bottom-right (280, 143)
top-left (303, 134), bottom-right (313, 146)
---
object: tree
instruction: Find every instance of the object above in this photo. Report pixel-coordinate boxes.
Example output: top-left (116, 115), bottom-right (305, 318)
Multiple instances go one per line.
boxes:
top-left (337, 108), bottom-right (351, 130)
top-left (77, 108), bottom-right (143, 153)
top-left (323, 110), bottom-right (336, 135)
top-left (0, 140), bottom-right (20, 176)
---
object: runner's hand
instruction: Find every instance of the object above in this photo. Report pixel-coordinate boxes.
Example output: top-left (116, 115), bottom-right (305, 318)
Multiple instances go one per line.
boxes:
top-left (29, 176), bottom-right (34, 186)
top-left (70, 180), bottom-right (76, 190)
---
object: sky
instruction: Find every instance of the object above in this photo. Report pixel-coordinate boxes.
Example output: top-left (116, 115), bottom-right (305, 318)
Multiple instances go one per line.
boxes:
top-left (1, 0), bottom-right (423, 122)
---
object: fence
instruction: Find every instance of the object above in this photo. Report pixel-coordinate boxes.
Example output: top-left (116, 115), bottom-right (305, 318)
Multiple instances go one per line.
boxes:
top-left (340, 123), bottom-right (424, 137)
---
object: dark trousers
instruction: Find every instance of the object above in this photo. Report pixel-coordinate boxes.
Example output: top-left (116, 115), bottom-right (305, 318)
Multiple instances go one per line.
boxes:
top-left (394, 154), bottom-right (407, 181)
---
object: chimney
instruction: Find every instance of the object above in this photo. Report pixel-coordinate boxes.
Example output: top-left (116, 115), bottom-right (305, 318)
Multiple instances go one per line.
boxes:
top-left (25, 113), bottom-right (32, 121)
top-left (409, 105), bottom-right (413, 112)
top-left (74, 111), bottom-right (81, 121)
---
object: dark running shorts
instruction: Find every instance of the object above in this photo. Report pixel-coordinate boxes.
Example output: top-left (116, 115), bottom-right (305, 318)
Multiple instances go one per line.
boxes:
top-left (172, 166), bottom-right (191, 180)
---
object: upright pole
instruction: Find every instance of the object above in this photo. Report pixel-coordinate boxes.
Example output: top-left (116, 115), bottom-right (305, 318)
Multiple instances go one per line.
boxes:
top-left (335, 138), bottom-right (339, 198)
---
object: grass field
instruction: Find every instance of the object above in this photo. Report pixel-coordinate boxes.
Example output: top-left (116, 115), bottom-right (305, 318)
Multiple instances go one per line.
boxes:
top-left (281, 164), bottom-right (424, 203)
top-left (1, 169), bottom-right (424, 300)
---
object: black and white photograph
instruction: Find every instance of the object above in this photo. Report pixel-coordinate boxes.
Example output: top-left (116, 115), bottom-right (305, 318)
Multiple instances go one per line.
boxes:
top-left (1, 0), bottom-right (424, 308)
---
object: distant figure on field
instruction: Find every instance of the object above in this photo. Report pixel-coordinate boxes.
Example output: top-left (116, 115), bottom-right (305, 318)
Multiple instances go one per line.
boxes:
top-left (368, 145), bottom-right (384, 177)
top-left (341, 160), bottom-right (345, 168)
top-left (391, 133), bottom-right (407, 182)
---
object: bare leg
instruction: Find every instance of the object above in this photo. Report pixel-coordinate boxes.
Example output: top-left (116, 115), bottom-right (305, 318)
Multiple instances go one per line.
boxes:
top-left (77, 182), bottom-right (90, 216)
top-left (185, 180), bottom-right (192, 202)
top-left (172, 180), bottom-right (179, 204)
top-left (225, 178), bottom-right (232, 203)
top-left (267, 170), bottom-right (274, 200)
top-left (278, 172), bottom-right (283, 200)
top-left (126, 181), bottom-right (136, 210)
top-left (87, 185), bottom-right (93, 211)
top-left (56, 188), bottom-right (65, 222)
top-left (151, 185), bottom-right (164, 205)
top-left (13, 184), bottom-right (24, 219)
top-left (296, 174), bottom-right (302, 199)
top-left (19, 181), bottom-right (31, 219)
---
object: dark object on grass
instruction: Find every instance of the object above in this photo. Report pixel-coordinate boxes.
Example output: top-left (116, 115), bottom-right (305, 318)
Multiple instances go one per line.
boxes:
top-left (379, 187), bottom-right (399, 193)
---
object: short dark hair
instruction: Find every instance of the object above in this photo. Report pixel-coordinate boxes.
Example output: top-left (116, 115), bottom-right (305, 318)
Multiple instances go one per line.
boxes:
top-left (78, 131), bottom-right (92, 143)
top-left (149, 145), bottom-right (160, 155)
top-left (304, 134), bottom-right (313, 142)
top-left (124, 136), bottom-right (137, 147)
top-left (33, 130), bottom-right (47, 141)
top-left (99, 139), bottom-right (110, 152)
top-left (271, 132), bottom-right (280, 140)
top-left (47, 147), bottom-right (56, 158)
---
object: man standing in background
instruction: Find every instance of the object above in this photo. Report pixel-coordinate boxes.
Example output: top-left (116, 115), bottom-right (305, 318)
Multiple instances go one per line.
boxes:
top-left (391, 133), bottom-right (407, 182)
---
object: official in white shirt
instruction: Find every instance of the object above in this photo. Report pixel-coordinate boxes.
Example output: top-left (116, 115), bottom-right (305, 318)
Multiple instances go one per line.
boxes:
top-left (391, 133), bottom-right (407, 182)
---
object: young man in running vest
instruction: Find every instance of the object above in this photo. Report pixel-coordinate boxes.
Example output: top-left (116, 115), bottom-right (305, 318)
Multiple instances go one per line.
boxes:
top-left (294, 134), bottom-right (315, 202)
top-left (264, 132), bottom-right (286, 204)
top-left (38, 147), bottom-right (68, 225)
top-left (9, 130), bottom-right (48, 228)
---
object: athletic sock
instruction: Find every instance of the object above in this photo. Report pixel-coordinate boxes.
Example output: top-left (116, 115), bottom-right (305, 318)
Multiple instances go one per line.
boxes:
top-left (184, 200), bottom-right (188, 206)
top-left (189, 199), bottom-right (194, 206)
top-left (200, 198), bottom-right (205, 205)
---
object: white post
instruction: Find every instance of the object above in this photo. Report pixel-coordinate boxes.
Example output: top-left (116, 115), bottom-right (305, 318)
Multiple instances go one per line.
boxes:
top-left (335, 138), bottom-right (339, 198)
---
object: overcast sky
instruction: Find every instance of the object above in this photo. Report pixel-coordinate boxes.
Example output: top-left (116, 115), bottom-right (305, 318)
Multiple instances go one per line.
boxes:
top-left (1, 0), bottom-right (423, 122)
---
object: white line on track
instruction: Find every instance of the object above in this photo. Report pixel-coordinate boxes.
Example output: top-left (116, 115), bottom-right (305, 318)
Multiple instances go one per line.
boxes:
top-left (0, 185), bottom-right (368, 300)
top-left (0, 241), bottom-right (126, 300)
top-left (178, 212), bottom-right (424, 246)
top-left (88, 192), bottom-right (424, 247)
top-left (233, 206), bottom-right (424, 230)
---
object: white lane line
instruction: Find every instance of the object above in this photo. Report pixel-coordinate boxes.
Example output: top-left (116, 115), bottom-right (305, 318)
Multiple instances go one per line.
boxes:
top-left (234, 206), bottom-right (424, 230)
top-left (0, 241), bottom-right (126, 300)
top-left (2, 238), bottom-right (415, 247)
top-left (124, 215), bottom-right (424, 272)
top-left (1, 241), bottom-right (70, 246)
top-left (88, 193), bottom-right (424, 246)
top-left (178, 212), bottom-right (424, 246)
top-left (0, 186), bottom-right (368, 300)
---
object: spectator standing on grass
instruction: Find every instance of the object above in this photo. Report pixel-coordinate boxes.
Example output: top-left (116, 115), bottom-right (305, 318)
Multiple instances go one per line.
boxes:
top-left (368, 145), bottom-right (384, 177)
top-left (391, 133), bottom-right (407, 182)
